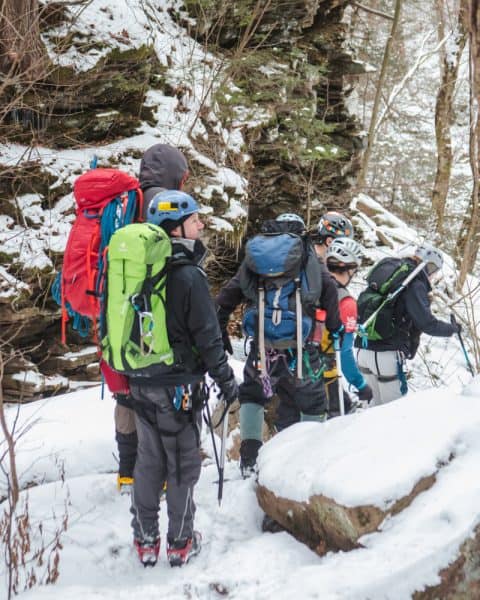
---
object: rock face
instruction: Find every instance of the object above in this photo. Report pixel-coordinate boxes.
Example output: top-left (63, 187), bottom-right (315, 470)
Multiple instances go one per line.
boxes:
top-left (183, 0), bottom-right (363, 231)
top-left (414, 524), bottom-right (480, 599)
top-left (256, 473), bottom-right (436, 555)
top-left (0, 0), bottom-right (362, 400)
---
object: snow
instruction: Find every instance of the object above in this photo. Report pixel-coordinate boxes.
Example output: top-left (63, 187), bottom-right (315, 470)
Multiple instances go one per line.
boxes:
top-left (1, 0), bottom-right (480, 596)
top-left (2, 360), bottom-right (480, 599)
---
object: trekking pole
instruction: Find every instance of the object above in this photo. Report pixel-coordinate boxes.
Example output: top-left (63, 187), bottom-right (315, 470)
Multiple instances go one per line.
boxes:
top-left (451, 314), bottom-right (475, 377)
top-left (333, 332), bottom-right (345, 416)
top-left (217, 401), bottom-right (230, 507)
top-left (361, 261), bottom-right (427, 333)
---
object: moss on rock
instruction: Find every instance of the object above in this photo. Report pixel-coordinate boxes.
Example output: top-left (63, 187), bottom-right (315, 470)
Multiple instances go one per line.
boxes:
top-left (1, 45), bottom-right (166, 148)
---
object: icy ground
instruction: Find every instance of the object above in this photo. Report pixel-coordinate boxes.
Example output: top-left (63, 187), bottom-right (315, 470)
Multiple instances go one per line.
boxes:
top-left (2, 352), bottom-right (480, 600)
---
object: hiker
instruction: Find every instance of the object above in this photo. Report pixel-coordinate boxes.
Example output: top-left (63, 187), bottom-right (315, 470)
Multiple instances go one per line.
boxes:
top-left (139, 143), bottom-right (189, 219)
top-left (323, 237), bottom-right (373, 415)
top-left (129, 189), bottom-right (237, 567)
top-left (308, 210), bottom-right (368, 415)
top-left (115, 144), bottom-right (190, 494)
top-left (216, 213), bottom-right (341, 478)
top-left (311, 211), bottom-right (354, 260)
top-left (355, 243), bottom-right (460, 406)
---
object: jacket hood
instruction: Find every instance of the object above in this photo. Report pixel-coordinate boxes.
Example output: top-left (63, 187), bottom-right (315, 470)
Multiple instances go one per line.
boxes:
top-left (139, 144), bottom-right (188, 191)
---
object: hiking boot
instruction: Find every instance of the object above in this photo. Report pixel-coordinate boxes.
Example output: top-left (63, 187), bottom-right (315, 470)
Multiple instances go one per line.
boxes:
top-left (347, 400), bottom-right (364, 414)
top-left (261, 514), bottom-right (285, 533)
top-left (239, 439), bottom-right (262, 479)
top-left (167, 531), bottom-right (202, 567)
top-left (240, 460), bottom-right (257, 479)
top-left (117, 475), bottom-right (134, 495)
top-left (134, 537), bottom-right (160, 567)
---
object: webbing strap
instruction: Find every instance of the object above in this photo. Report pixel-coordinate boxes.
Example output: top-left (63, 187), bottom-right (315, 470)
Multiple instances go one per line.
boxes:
top-left (295, 279), bottom-right (302, 379)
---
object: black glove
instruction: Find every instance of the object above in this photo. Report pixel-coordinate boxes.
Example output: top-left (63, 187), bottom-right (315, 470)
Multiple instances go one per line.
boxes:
top-left (218, 372), bottom-right (238, 406)
top-left (222, 329), bottom-right (233, 355)
top-left (357, 383), bottom-right (373, 403)
top-left (450, 314), bottom-right (462, 335)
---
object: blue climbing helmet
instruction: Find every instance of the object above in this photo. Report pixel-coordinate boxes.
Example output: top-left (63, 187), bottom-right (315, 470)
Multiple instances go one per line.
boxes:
top-left (147, 190), bottom-right (199, 227)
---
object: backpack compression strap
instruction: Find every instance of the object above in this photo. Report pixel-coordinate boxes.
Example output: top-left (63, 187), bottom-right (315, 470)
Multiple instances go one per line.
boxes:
top-left (258, 282), bottom-right (267, 379)
top-left (295, 278), bottom-right (303, 379)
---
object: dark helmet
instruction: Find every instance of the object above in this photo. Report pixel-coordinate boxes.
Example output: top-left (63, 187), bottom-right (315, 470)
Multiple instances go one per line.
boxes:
top-left (147, 190), bottom-right (199, 227)
top-left (317, 211), bottom-right (353, 239)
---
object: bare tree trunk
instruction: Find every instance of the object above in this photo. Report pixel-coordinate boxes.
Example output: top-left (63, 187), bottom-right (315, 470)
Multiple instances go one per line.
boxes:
top-left (0, 352), bottom-right (19, 508)
top-left (432, 0), bottom-right (467, 236)
top-left (0, 0), bottom-right (49, 82)
top-left (357, 0), bottom-right (403, 188)
top-left (457, 0), bottom-right (480, 289)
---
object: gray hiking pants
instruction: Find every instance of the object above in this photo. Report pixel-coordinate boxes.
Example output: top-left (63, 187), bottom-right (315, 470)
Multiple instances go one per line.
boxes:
top-left (129, 382), bottom-right (202, 543)
top-left (356, 348), bottom-right (407, 406)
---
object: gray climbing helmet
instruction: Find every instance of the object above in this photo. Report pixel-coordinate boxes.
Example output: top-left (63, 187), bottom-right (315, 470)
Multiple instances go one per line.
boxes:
top-left (326, 237), bottom-right (363, 267)
top-left (414, 243), bottom-right (443, 275)
top-left (276, 213), bottom-right (306, 228)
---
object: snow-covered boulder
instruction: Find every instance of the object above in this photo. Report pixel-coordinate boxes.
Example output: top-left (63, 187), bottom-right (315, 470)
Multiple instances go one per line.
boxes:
top-left (256, 384), bottom-right (480, 563)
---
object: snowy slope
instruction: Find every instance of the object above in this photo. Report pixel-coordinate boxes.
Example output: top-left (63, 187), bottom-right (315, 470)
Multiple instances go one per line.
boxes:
top-left (3, 365), bottom-right (480, 599)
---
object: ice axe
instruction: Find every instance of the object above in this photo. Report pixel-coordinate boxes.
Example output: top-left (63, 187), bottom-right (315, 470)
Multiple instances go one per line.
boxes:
top-left (204, 397), bottom-right (231, 506)
top-left (451, 314), bottom-right (475, 377)
top-left (217, 402), bottom-right (229, 506)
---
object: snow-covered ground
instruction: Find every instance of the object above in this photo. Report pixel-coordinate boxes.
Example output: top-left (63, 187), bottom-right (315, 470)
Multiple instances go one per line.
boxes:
top-left (2, 354), bottom-right (480, 599)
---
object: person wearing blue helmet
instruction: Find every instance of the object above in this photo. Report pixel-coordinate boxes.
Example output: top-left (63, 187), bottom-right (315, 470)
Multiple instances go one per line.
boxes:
top-left (147, 189), bottom-right (202, 238)
top-left (130, 189), bottom-right (238, 568)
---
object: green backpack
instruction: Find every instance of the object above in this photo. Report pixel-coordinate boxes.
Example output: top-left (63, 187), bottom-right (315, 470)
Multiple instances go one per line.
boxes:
top-left (101, 222), bottom-right (175, 376)
top-left (357, 257), bottom-right (414, 342)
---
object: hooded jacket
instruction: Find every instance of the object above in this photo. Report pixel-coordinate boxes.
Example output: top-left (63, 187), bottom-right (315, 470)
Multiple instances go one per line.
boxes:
top-left (139, 144), bottom-right (188, 219)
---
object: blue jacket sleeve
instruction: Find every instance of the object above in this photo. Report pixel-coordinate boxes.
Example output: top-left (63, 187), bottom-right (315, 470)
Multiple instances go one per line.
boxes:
top-left (340, 332), bottom-right (367, 390)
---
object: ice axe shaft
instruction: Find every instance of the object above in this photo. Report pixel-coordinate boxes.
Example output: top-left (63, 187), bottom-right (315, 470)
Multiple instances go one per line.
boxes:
top-left (218, 403), bottom-right (230, 506)
top-left (451, 314), bottom-right (475, 377)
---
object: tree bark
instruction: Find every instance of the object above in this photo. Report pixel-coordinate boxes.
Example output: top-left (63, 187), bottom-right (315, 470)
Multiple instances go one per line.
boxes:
top-left (357, 0), bottom-right (403, 188)
top-left (0, 0), bottom-right (49, 82)
top-left (432, 0), bottom-right (467, 237)
top-left (457, 0), bottom-right (480, 289)
top-left (0, 352), bottom-right (19, 508)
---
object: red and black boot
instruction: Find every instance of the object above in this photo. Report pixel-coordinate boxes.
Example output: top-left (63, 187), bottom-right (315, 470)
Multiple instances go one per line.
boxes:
top-left (134, 537), bottom-right (160, 567)
top-left (167, 531), bottom-right (202, 567)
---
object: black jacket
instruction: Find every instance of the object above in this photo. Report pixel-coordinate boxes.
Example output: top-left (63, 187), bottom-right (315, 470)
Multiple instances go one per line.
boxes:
top-left (135, 238), bottom-right (233, 387)
top-left (355, 259), bottom-right (456, 358)
top-left (139, 144), bottom-right (188, 219)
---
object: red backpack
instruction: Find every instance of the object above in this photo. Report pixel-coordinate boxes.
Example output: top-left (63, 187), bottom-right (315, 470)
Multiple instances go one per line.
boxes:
top-left (59, 168), bottom-right (143, 343)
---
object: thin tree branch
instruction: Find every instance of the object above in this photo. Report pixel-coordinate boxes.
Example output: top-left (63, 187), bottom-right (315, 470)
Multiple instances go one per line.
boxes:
top-left (352, 1), bottom-right (394, 21)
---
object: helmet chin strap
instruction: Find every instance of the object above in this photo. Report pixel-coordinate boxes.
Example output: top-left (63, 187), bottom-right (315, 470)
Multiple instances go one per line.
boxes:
top-left (345, 268), bottom-right (356, 286)
top-left (181, 222), bottom-right (186, 238)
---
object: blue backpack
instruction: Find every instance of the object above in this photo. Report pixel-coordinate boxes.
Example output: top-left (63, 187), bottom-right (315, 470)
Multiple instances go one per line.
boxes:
top-left (242, 233), bottom-right (313, 349)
